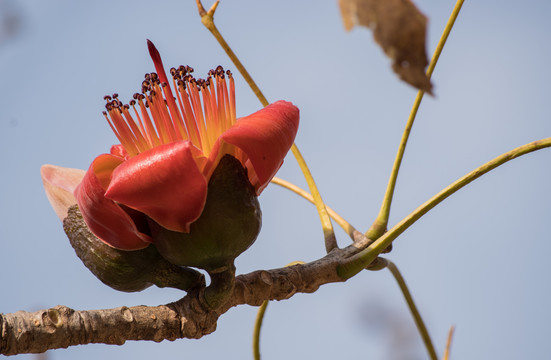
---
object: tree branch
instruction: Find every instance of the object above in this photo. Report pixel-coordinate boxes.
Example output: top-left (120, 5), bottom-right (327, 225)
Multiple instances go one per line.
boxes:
top-left (0, 222), bottom-right (369, 355)
top-left (0, 298), bottom-right (215, 355)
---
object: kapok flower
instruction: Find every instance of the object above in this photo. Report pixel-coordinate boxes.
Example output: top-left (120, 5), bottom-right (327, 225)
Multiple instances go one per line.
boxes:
top-left (43, 40), bottom-right (299, 252)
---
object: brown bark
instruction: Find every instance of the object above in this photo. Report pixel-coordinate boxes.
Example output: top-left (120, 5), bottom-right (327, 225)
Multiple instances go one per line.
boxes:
top-left (0, 234), bottom-right (371, 356)
top-left (1, 201), bottom-right (373, 355)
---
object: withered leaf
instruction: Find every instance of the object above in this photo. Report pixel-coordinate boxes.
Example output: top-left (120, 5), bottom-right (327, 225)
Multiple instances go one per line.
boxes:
top-left (339, 0), bottom-right (433, 94)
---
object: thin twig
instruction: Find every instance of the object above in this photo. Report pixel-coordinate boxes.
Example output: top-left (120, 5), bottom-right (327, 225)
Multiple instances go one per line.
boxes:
top-left (367, 0), bottom-right (466, 240)
top-left (252, 301), bottom-right (269, 360)
top-left (442, 326), bottom-right (455, 360)
top-left (384, 259), bottom-right (438, 360)
top-left (339, 137), bottom-right (551, 278)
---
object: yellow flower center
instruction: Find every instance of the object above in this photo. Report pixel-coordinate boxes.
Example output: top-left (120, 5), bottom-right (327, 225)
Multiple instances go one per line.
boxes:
top-left (102, 66), bottom-right (236, 158)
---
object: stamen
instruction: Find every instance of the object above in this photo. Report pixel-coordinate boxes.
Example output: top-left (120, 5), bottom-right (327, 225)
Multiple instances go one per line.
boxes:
top-left (220, 75), bottom-right (231, 131)
top-left (146, 89), bottom-right (172, 144)
top-left (102, 41), bottom-right (237, 159)
top-left (105, 108), bottom-right (139, 156)
top-left (174, 77), bottom-right (202, 149)
top-left (200, 80), bottom-right (218, 151)
top-left (227, 71), bottom-right (236, 125)
top-left (136, 95), bottom-right (161, 147)
top-left (188, 78), bottom-right (212, 153)
top-left (120, 104), bottom-right (149, 153)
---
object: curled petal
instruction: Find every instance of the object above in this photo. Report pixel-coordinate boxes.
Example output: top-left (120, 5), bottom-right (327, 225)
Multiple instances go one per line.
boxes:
top-left (41, 164), bottom-right (86, 220)
top-left (110, 144), bottom-right (129, 160)
top-left (75, 154), bottom-right (152, 250)
top-left (212, 100), bottom-right (299, 193)
top-left (105, 141), bottom-right (208, 233)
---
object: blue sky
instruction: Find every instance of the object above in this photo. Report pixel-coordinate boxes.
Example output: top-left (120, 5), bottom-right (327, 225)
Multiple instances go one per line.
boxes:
top-left (1, 0), bottom-right (550, 359)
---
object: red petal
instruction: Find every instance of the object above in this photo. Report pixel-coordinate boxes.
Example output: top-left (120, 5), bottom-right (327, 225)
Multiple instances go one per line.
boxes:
top-left (75, 154), bottom-right (152, 250)
top-left (110, 144), bottom-right (129, 159)
top-left (105, 141), bottom-right (208, 233)
top-left (211, 100), bottom-right (299, 193)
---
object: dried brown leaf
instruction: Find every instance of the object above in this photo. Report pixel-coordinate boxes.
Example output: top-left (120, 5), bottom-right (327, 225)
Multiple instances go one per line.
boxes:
top-left (339, 0), bottom-right (433, 94)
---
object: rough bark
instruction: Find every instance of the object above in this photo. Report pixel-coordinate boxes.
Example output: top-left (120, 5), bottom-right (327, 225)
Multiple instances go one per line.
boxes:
top-left (0, 236), bottom-right (372, 355)
top-left (1, 205), bottom-right (373, 356)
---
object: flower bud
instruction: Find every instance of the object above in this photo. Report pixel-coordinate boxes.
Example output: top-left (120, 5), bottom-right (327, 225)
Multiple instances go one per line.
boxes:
top-left (64, 205), bottom-right (205, 292)
top-left (151, 154), bottom-right (262, 273)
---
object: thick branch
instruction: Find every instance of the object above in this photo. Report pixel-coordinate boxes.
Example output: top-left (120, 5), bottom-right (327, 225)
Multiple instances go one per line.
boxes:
top-left (1, 234), bottom-right (368, 355)
top-left (0, 291), bottom-right (217, 355)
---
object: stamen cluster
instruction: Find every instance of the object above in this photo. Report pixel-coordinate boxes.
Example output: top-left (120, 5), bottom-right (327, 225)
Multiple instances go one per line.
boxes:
top-left (102, 65), bottom-right (236, 158)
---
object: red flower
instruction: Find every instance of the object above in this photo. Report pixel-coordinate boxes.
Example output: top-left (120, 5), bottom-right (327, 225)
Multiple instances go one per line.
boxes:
top-left (44, 41), bottom-right (299, 251)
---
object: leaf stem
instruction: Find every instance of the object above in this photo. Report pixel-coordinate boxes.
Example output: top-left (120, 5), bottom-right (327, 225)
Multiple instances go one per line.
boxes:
top-left (366, 0), bottom-right (465, 240)
top-left (384, 259), bottom-right (438, 360)
top-left (340, 137), bottom-right (551, 278)
top-left (196, 1), bottom-right (337, 252)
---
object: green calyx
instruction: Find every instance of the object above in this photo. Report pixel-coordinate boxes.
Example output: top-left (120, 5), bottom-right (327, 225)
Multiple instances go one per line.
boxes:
top-left (151, 154), bottom-right (262, 272)
top-left (151, 154), bottom-right (261, 309)
top-left (63, 205), bottom-right (205, 293)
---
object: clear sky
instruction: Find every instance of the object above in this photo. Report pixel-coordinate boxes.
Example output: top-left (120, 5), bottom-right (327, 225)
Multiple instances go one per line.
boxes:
top-left (1, 0), bottom-right (550, 359)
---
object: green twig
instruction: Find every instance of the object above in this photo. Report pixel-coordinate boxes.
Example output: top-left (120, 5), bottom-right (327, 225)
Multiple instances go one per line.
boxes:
top-left (367, 0), bottom-right (465, 240)
top-left (340, 137), bottom-right (551, 278)
top-left (252, 301), bottom-right (269, 360)
top-left (384, 259), bottom-right (438, 360)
